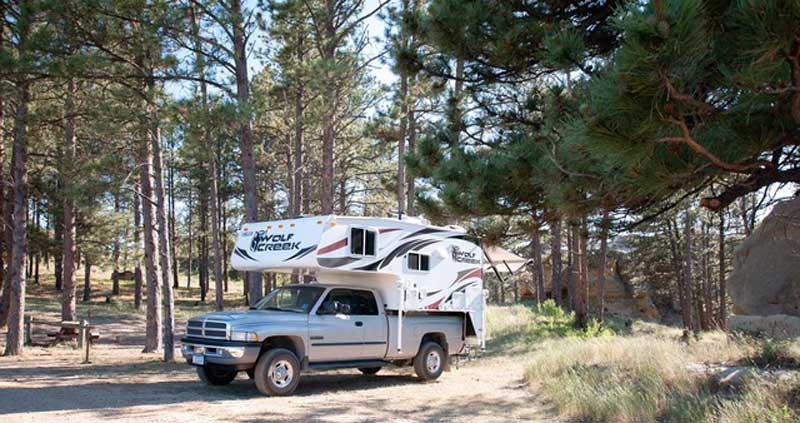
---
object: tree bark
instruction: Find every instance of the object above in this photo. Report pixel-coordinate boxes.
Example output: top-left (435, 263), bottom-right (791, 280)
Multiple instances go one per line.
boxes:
top-left (147, 82), bottom-right (175, 361)
top-left (320, 0), bottom-right (337, 216)
top-left (168, 136), bottom-right (178, 290)
top-left (53, 201), bottom-right (62, 291)
top-left (33, 201), bottom-right (39, 285)
top-left (187, 188), bottom-right (192, 289)
top-left (133, 188), bottom-right (143, 310)
top-left (82, 258), bottom-right (91, 302)
top-left (230, 0), bottom-right (262, 305)
top-left (140, 105), bottom-right (162, 354)
top-left (682, 208), bottom-right (696, 331)
top-left (702, 221), bottom-right (713, 330)
top-left (293, 33), bottom-right (305, 217)
top-left (572, 221), bottom-right (587, 328)
top-left (4, 74), bottom-right (30, 356)
top-left (550, 219), bottom-right (563, 306)
top-left (531, 220), bottom-right (545, 304)
top-left (397, 55), bottom-right (408, 217)
top-left (566, 224), bottom-right (575, 310)
top-left (597, 209), bottom-right (610, 322)
top-left (718, 213), bottom-right (727, 330)
top-left (60, 78), bottom-right (78, 323)
top-left (111, 192), bottom-right (121, 296)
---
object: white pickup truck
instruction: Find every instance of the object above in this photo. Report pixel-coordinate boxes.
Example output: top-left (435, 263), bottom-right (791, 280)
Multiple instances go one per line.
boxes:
top-left (181, 284), bottom-right (467, 395)
top-left (181, 215), bottom-right (486, 396)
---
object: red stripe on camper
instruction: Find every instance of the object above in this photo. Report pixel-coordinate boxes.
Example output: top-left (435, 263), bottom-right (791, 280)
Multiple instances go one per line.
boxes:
top-left (460, 268), bottom-right (483, 282)
top-left (379, 228), bottom-right (400, 233)
top-left (318, 238), bottom-right (348, 255)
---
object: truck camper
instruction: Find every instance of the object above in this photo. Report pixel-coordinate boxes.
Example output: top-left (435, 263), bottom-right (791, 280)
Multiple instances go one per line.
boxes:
top-left (181, 215), bottom-right (486, 396)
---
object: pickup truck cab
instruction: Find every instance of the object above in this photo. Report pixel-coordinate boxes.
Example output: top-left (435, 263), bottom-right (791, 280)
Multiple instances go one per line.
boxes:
top-left (181, 284), bottom-right (466, 396)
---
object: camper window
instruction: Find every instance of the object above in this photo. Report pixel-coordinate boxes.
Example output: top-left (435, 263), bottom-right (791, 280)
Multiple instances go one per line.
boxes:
top-left (407, 252), bottom-right (430, 272)
top-left (350, 227), bottom-right (376, 256)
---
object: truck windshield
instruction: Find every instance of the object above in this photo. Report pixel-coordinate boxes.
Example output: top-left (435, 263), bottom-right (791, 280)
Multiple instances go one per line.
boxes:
top-left (253, 286), bottom-right (325, 314)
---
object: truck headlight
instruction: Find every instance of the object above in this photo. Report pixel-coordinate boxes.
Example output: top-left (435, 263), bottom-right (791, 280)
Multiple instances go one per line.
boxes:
top-left (230, 331), bottom-right (259, 342)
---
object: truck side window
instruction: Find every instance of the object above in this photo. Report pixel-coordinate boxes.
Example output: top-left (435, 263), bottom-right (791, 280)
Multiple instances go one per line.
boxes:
top-left (350, 228), bottom-right (376, 256)
top-left (407, 252), bottom-right (430, 271)
top-left (319, 289), bottom-right (378, 316)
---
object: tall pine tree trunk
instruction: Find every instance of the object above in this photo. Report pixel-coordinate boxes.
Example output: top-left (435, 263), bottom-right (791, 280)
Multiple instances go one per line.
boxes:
top-left (133, 184), bottom-right (143, 310)
top-left (406, 108), bottom-right (416, 216)
top-left (61, 79), bottom-right (77, 323)
top-left (320, 0), bottom-right (337, 216)
top-left (397, 56), bottom-right (408, 217)
top-left (168, 137), bottom-right (178, 290)
top-left (230, 0), bottom-right (262, 305)
top-left (550, 218), bottom-right (563, 306)
top-left (531, 220), bottom-right (545, 304)
top-left (82, 258), bottom-right (91, 302)
top-left (293, 34), bottom-right (305, 217)
top-left (571, 221), bottom-right (587, 328)
top-left (718, 213), bottom-right (727, 330)
top-left (186, 188), bottom-right (192, 289)
top-left (147, 86), bottom-right (174, 361)
top-left (682, 208), bottom-right (696, 331)
top-left (597, 209), bottom-right (610, 322)
top-left (112, 193), bottom-right (120, 295)
top-left (702, 221), bottom-right (713, 329)
top-left (140, 108), bottom-right (162, 353)
top-left (5, 74), bottom-right (31, 356)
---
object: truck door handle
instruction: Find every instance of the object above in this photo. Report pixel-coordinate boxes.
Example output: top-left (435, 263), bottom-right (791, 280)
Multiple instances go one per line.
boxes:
top-left (355, 321), bottom-right (363, 327)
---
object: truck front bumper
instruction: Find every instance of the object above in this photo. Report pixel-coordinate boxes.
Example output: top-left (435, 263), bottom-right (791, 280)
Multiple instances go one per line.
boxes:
top-left (180, 336), bottom-right (261, 370)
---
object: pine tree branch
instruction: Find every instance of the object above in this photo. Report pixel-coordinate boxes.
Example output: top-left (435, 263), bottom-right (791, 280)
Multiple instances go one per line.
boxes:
top-left (658, 70), bottom-right (715, 115)
top-left (662, 117), bottom-right (773, 174)
top-left (700, 167), bottom-right (800, 211)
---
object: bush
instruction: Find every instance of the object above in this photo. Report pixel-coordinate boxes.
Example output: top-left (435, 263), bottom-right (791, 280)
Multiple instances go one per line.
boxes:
top-left (485, 301), bottom-right (613, 355)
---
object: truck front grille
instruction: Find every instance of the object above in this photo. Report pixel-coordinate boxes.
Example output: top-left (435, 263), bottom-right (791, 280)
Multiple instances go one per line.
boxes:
top-left (186, 319), bottom-right (229, 340)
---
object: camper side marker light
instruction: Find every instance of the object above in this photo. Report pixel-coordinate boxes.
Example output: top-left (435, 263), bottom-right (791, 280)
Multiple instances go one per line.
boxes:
top-left (290, 223), bottom-right (295, 227)
top-left (316, 220), bottom-right (322, 224)
top-left (330, 222), bottom-right (337, 226)
top-left (278, 224), bottom-right (284, 228)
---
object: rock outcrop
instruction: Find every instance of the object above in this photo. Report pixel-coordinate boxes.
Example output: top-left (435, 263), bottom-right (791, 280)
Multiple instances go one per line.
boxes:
top-left (727, 197), bottom-right (800, 317)
top-left (728, 314), bottom-right (800, 338)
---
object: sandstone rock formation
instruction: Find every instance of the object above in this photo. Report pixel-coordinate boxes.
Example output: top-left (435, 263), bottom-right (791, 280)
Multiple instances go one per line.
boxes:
top-left (727, 197), bottom-right (800, 317)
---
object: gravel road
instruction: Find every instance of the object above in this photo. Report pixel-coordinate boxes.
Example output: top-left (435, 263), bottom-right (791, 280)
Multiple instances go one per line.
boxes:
top-left (0, 314), bottom-right (558, 423)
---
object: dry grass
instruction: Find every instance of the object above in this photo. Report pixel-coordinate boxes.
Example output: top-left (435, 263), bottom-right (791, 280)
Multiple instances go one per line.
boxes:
top-left (514, 314), bottom-right (800, 423)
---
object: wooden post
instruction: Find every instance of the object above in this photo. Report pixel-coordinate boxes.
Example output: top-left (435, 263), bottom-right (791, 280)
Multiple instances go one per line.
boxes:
top-left (78, 319), bottom-right (87, 349)
top-left (80, 319), bottom-right (90, 363)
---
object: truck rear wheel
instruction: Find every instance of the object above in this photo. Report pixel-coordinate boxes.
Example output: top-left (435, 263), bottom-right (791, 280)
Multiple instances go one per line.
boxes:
top-left (197, 365), bottom-right (237, 386)
top-left (254, 348), bottom-right (301, 396)
top-left (414, 341), bottom-right (445, 381)
top-left (358, 367), bottom-right (381, 375)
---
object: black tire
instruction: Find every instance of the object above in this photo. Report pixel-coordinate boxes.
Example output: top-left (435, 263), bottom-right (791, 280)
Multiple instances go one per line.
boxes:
top-left (254, 348), bottom-right (301, 396)
top-left (413, 341), bottom-right (445, 381)
top-left (197, 365), bottom-right (237, 386)
top-left (358, 367), bottom-right (381, 375)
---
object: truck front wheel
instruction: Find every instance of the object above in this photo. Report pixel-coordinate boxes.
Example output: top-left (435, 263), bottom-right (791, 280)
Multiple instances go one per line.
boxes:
top-left (254, 348), bottom-right (301, 396)
top-left (413, 342), bottom-right (445, 381)
top-left (197, 365), bottom-right (237, 386)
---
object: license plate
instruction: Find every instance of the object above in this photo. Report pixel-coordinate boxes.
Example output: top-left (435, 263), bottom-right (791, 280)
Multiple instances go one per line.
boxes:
top-left (192, 354), bottom-right (205, 365)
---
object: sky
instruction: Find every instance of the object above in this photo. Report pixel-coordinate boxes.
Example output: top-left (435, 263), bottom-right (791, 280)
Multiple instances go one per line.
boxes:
top-left (166, 0), bottom-right (395, 101)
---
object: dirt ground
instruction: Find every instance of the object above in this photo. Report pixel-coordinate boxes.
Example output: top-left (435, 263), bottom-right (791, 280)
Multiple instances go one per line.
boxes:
top-left (0, 289), bottom-right (559, 422)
